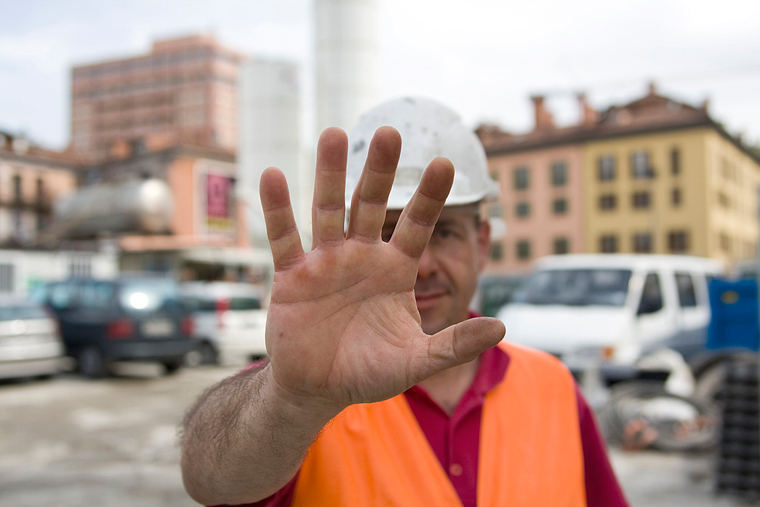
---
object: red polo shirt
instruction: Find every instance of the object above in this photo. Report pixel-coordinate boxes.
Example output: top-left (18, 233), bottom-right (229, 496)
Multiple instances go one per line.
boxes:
top-left (224, 346), bottom-right (629, 507)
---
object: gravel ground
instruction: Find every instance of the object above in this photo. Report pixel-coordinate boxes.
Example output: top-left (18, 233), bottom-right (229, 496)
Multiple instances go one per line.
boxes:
top-left (0, 364), bottom-right (757, 507)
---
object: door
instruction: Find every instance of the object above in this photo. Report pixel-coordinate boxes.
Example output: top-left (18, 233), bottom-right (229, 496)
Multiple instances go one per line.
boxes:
top-left (635, 271), bottom-right (677, 348)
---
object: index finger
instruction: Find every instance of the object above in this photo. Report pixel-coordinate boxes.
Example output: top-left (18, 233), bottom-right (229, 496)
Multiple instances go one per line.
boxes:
top-left (389, 157), bottom-right (454, 258)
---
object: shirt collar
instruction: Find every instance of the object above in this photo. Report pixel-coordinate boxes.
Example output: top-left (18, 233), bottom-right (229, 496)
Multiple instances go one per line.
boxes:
top-left (409, 311), bottom-right (510, 401)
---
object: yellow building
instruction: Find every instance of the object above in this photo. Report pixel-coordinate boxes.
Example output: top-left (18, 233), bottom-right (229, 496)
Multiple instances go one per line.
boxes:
top-left (479, 84), bottom-right (760, 271)
top-left (582, 87), bottom-right (760, 269)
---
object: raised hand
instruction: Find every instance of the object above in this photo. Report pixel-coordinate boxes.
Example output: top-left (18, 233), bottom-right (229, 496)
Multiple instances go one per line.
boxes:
top-left (260, 126), bottom-right (505, 416)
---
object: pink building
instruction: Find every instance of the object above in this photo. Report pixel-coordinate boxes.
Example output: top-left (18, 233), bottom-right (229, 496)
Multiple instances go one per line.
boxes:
top-left (0, 131), bottom-right (79, 247)
top-left (478, 95), bottom-right (595, 274)
top-left (70, 34), bottom-right (243, 162)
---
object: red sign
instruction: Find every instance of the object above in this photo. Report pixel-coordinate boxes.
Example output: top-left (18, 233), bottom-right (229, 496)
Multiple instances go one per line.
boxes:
top-left (206, 174), bottom-right (232, 218)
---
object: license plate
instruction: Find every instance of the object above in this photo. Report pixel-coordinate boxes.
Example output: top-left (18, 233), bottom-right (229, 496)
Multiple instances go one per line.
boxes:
top-left (142, 320), bottom-right (174, 337)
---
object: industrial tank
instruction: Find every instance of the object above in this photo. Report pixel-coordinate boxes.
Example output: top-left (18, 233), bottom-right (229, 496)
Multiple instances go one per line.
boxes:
top-left (54, 178), bottom-right (173, 238)
top-left (315, 0), bottom-right (380, 133)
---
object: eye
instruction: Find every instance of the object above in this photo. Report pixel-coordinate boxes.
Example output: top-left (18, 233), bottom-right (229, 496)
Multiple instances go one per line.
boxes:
top-left (434, 226), bottom-right (456, 239)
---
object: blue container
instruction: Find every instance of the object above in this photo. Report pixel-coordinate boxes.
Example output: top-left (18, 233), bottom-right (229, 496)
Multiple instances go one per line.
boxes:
top-left (707, 279), bottom-right (760, 351)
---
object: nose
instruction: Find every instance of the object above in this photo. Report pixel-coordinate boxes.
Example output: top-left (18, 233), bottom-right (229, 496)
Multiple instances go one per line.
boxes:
top-left (417, 245), bottom-right (437, 278)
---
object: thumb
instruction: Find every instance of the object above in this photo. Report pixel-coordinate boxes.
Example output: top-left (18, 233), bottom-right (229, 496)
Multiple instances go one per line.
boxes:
top-left (417, 317), bottom-right (506, 379)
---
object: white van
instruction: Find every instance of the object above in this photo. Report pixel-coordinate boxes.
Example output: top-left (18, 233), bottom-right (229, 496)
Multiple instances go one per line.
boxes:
top-left (495, 255), bottom-right (723, 373)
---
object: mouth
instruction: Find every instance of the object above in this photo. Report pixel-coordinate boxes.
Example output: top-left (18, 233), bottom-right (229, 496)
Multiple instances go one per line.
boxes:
top-left (414, 290), bottom-right (448, 310)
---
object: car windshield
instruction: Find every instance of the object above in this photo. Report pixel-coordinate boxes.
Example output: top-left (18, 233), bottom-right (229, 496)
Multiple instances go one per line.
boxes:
top-left (513, 269), bottom-right (632, 307)
top-left (479, 276), bottom-right (525, 317)
top-left (119, 279), bottom-right (181, 312)
top-left (0, 304), bottom-right (49, 321)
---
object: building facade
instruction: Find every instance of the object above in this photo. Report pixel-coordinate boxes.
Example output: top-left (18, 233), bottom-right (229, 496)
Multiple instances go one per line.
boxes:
top-left (0, 131), bottom-right (79, 247)
top-left (480, 85), bottom-right (760, 272)
top-left (70, 34), bottom-right (243, 161)
top-left (55, 144), bottom-right (270, 282)
top-left (482, 142), bottom-right (585, 273)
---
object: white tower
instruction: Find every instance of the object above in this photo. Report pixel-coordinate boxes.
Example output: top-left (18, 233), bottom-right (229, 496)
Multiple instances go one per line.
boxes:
top-left (238, 59), bottom-right (304, 247)
top-left (314, 0), bottom-right (380, 134)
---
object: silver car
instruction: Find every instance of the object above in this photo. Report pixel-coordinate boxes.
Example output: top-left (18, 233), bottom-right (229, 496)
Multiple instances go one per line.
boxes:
top-left (0, 300), bottom-right (67, 380)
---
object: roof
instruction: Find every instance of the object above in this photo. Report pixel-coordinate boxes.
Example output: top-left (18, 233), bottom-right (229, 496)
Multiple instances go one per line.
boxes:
top-left (479, 88), bottom-right (760, 165)
top-left (534, 254), bottom-right (725, 273)
top-left (0, 130), bottom-right (83, 169)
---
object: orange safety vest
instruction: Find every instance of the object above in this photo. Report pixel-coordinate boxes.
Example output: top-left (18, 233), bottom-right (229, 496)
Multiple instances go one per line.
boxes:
top-left (291, 342), bottom-right (586, 507)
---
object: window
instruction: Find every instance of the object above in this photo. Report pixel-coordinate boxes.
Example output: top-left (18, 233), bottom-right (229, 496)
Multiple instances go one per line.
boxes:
top-left (36, 178), bottom-right (44, 203)
top-left (553, 237), bottom-right (570, 254)
top-left (717, 192), bottom-right (731, 209)
top-left (633, 233), bottom-right (653, 253)
top-left (80, 282), bottom-right (115, 310)
top-left (672, 188), bottom-right (682, 206)
top-left (49, 282), bottom-right (79, 310)
top-left (551, 161), bottom-right (568, 186)
top-left (631, 150), bottom-right (654, 179)
top-left (513, 166), bottom-right (530, 190)
top-left (637, 273), bottom-right (663, 314)
top-left (12, 210), bottom-right (22, 237)
top-left (69, 255), bottom-right (93, 278)
top-left (675, 273), bottom-right (697, 307)
top-left (516, 240), bottom-right (531, 260)
top-left (599, 194), bottom-right (617, 211)
top-left (721, 158), bottom-right (736, 181)
top-left (671, 148), bottom-right (681, 176)
top-left (552, 198), bottom-right (568, 215)
top-left (487, 204), bottom-right (504, 219)
top-left (0, 263), bottom-right (14, 293)
top-left (36, 213), bottom-right (49, 231)
top-left (13, 175), bottom-right (22, 202)
top-left (720, 233), bottom-right (732, 253)
top-left (515, 202), bottom-right (531, 218)
top-left (668, 231), bottom-right (689, 253)
top-left (489, 242), bottom-right (504, 261)
top-left (598, 155), bottom-right (616, 181)
top-left (632, 191), bottom-right (651, 209)
top-left (514, 269), bottom-right (631, 306)
top-left (600, 235), bottom-right (618, 253)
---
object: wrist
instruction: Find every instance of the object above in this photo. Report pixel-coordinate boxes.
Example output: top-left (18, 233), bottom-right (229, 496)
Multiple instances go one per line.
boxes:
top-left (255, 363), bottom-right (343, 427)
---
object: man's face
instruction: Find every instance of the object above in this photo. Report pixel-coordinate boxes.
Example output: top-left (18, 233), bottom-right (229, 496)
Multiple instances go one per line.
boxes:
top-left (382, 205), bottom-right (490, 335)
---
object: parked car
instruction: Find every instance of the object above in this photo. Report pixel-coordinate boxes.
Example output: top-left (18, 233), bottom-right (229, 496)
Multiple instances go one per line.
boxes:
top-left (474, 273), bottom-right (527, 317)
top-left (30, 277), bottom-right (195, 377)
top-left (496, 254), bottom-right (724, 382)
top-left (0, 299), bottom-right (67, 381)
top-left (180, 281), bottom-right (267, 366)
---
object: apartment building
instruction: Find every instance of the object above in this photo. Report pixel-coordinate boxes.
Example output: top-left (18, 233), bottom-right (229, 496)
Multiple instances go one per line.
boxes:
top-left (478, 95), bottom-right (596, 273)
top-left (479, 84), bottom-right (760, 272)
top-left (0, 131), bottom-right (78, 246)
top-left (70, 34), bottom-right (243, 161)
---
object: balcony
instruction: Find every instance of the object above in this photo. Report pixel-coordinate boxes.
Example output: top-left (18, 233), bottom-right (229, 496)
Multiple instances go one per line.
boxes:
top-left (1, 194), bottom-right (54, 213)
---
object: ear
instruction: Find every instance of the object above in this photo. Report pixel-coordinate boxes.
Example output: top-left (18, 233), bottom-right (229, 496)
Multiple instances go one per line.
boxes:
top-left (476, 218), bottom-right (491, 273)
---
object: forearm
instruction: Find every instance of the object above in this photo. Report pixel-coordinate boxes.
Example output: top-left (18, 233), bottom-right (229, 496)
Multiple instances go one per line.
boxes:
top-left (180, 363), bottom-right (338, 506)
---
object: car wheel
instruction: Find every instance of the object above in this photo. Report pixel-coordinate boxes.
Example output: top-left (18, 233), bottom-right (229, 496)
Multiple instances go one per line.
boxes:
top-left (162, 360), bottom-right (183, 375)
top-left (184, 349), bottom-right (203, 367)
top-left (198, 342), bottom-right (218, 365)
top-left (78, 347), bottom-right (110, 378)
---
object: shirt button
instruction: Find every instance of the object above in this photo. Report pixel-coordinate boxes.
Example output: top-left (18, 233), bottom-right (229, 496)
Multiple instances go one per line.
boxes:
top-left (449, 464), bottom-right (463, 477)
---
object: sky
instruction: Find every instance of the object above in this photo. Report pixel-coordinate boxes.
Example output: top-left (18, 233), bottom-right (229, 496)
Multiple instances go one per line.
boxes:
top-left (1, 0), bottom-right (759, 150)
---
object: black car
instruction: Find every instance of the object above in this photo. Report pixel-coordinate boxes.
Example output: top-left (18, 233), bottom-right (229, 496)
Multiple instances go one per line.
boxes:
top-left (30, 277), bottom-right (195, 377)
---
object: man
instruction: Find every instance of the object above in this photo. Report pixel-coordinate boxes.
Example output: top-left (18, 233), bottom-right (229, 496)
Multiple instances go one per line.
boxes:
top-left (181, 97), bottom-right (629, 507)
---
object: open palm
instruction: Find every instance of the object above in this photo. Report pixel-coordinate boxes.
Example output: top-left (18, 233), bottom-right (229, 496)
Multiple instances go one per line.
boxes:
top-left (260, 127), bottom-right (504, 413)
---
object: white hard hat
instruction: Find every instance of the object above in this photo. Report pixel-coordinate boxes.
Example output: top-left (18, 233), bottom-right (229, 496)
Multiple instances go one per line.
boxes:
top-left (346, 97), bottom-right (499, 210)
